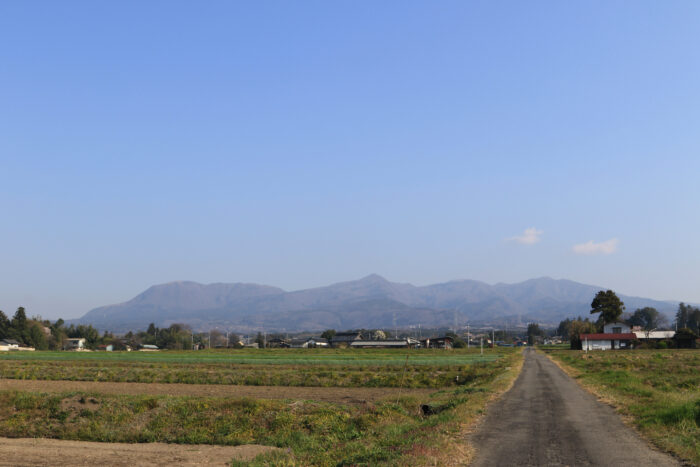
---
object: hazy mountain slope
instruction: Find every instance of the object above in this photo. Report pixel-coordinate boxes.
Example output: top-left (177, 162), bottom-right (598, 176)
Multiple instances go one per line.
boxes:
top-left (73, 275), bottom-right (679, 333)
top-left (79, 282), bottom-right (285, 328)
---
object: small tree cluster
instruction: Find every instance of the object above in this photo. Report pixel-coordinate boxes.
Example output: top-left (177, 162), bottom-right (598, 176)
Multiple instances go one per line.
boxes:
top-left (527, 323), bottom-right (545, 345)
top-left (556, 317), bottom-right (597, 349)
top-left (130, 323), bottom-right (194, 349)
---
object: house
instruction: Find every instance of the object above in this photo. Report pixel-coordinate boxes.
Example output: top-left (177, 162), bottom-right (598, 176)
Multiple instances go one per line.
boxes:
top-left (0, 339), bottom-right (21, 351)
top-left (64, 338), bottom-right (87, 351)
top-left (420, 336), bottom-right (454, 349)
top-left (330, 331), bottom-right (363, 348)
top-left (580, 322), bottom-right (636, 350)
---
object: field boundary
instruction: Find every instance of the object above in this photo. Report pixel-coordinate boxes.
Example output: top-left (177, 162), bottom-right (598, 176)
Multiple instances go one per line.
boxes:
top-left (0, 378), bottom-right (434, 404)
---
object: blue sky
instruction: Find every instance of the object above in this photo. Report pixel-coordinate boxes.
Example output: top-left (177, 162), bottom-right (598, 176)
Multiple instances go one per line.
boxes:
top-left (1, 1), bottom-right (699, 319)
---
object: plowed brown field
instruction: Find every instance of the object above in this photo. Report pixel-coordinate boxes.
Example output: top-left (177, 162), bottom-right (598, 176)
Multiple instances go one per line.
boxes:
top-left (0, 437), bottom-right (277, 466)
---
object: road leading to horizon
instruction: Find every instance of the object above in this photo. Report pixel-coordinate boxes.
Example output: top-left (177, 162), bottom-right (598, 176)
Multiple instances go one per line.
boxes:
top-left (470, 348), bottom-right (679, 467)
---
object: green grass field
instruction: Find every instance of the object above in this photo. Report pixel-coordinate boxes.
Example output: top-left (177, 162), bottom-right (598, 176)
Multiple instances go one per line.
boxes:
top-left (547, 349), bottom-right (699, 465)
top-left (0, 348), bottom-right (501, 365)
top-left (537, 343), bottom-right (569, 351)
top-left (0, 348), bottom-right (504, 388)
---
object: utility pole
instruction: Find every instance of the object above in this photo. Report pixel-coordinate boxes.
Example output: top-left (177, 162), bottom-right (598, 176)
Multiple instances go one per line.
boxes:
top-left (226, 331), bottom-right (229, 349)
top-left (492, 329), bottom-right (495, 347)
top-left (467, 323), bottom-right (470, 349)
top-left (480, 337), bottom-right (483, 355)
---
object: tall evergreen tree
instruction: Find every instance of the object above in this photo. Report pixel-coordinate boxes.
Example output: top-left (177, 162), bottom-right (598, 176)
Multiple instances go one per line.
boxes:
top-left (676, 303), bottom-right (689, 329)
top-left (0, 311), bottom-right (10, 339)
top-left (10, 307), bottom-right (29, 343)
top-left (590, 290), bottom-right (625, 327)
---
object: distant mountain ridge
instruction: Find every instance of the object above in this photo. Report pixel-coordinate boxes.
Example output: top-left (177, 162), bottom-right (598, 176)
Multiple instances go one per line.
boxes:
top-left (73, 275), bottom-right (678, 333)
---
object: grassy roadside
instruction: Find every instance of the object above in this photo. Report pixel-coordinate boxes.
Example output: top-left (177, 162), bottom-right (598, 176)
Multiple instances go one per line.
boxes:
top-left (0, 350), bottom-right (523, 466)
top-left (545, 349), bottom-right (699, 465)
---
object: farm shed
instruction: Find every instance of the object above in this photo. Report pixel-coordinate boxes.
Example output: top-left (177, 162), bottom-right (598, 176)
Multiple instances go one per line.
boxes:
top-left (306, 337), bottom-right (329, 348)
top-left (350, 338), bottom-right (418, 349)
top-left (420, 336), bottom-right (454, 349)
top-left (633, 330), bottom-right (675, 340)
top-left (268, 338), bottom-right (290, 348)
top-left (289, 338), bottom-right (309, 348)
top-left (331, 331), bottom-right (363, 348)
top-left (139, 344), bottom-right (160, 351)
top-left (0, 339), bottom-right (21, 351)
top-left (289, 337), bottom-right (329, 348)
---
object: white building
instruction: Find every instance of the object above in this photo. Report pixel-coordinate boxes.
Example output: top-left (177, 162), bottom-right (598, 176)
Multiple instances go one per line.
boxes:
top-left (580, 322), bottom-right (636, 351)
top-left (0, 339), bottom-right (21, 351)
top-left (633, 330), bottom-right (675, 340)
top-left (64, 338), bottom-right (87, 350)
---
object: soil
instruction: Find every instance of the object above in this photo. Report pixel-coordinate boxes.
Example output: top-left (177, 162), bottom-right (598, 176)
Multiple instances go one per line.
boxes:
top-left (469, 348), bottom-right (679, 466)
top-left (0, 378), bottom-right (434, 404)
top-left (0, 437), bottom-right (277, 466)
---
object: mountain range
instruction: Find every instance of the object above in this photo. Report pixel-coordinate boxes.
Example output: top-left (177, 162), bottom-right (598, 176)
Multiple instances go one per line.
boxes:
top-left (73, 275), bottom-right (678, 333)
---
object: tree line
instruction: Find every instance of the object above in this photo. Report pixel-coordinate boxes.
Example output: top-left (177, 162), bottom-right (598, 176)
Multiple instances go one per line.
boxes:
top-left (556, 291), bottom-right (699, 349)
top-left (0, 308), bottom-right (218, 350)
top-left (0, 307), bottom-right (108, 350)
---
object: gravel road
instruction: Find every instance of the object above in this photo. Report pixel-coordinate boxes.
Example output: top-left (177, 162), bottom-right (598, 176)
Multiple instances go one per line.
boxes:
top-left (469, 348), bottom-right (679, 466)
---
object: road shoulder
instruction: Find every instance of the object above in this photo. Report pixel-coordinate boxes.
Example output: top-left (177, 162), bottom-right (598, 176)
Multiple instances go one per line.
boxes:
top-left (542, 350), bottom-right (693, 466)
top-left (454, 348), bottom-right (525, 465)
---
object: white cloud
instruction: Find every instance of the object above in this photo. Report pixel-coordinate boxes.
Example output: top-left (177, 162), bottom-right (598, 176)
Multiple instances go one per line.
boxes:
top-left (510, 227), bottom-right (543, 245)
top-left (572, 238), bottom-right (619, 255)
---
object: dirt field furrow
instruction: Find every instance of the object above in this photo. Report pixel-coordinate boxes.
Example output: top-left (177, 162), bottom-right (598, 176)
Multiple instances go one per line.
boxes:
top-left (0, 437), bottom-right (277, 466)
